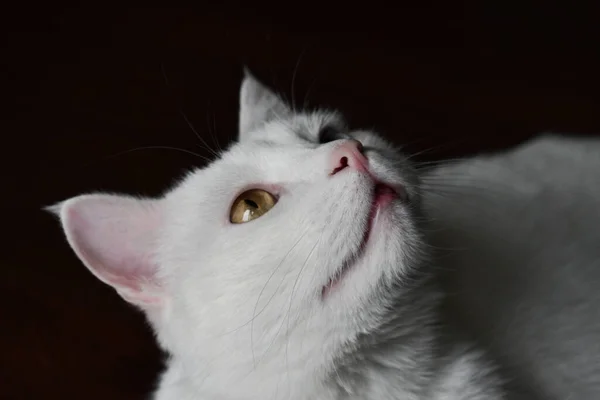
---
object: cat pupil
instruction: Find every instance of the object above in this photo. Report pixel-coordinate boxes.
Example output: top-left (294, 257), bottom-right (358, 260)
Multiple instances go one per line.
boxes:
top-left (244, 199), bottom-right (259, 209)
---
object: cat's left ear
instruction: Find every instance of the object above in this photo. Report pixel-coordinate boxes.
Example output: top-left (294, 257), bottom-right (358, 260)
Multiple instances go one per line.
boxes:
top-left (238, 68), bottom-right (291, 142)
top-left (47, 194), bottom-right (165, 309)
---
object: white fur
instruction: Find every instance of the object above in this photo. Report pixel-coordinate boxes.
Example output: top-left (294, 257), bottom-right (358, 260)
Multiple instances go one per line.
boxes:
top-left (49, 71), bottom-right (600, 399)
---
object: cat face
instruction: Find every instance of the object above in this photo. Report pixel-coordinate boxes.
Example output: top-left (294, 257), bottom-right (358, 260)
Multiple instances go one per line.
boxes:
top-left (50, 72), bottom-right (426, 395)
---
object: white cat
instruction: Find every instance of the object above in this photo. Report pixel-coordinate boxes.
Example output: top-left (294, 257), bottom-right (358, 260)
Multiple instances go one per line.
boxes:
top-left (48, 71), bottom-right (600, 399)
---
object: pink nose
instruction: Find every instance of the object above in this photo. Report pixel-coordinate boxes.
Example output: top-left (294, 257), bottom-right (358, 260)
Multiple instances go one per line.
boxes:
top-left (329, 139), bottom-right (368, 175)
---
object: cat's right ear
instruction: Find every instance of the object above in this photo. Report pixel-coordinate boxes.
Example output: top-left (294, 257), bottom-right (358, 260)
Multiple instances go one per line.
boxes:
top-left (45, 194), bottom-right (166, 310)
top-left (238, 68), bottom-right (291, 142)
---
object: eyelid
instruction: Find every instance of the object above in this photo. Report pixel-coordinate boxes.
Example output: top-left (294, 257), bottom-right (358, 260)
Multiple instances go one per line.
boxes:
top-left (232, 183), bottom-right (283, 200)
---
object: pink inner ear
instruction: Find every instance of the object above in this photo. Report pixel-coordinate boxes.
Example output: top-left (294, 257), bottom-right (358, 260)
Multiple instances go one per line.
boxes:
top-left (62, 195), bottom-right (164, 306)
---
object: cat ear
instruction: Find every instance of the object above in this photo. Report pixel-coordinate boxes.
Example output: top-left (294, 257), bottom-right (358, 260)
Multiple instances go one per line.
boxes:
top-left (46, 194), bottom-right (165, 308)
top-left (238, 68), bottom-right (291, 141)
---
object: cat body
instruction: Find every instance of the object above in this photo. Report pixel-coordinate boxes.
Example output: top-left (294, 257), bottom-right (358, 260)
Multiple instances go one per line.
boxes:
top-left (425, 134), bottom-right (600, 399)
top-left (49, 72), bottom-right (600, 399)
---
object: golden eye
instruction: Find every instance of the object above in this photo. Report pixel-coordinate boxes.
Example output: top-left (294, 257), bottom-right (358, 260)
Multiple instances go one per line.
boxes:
top-left (230, 189), bottom-right (277, 224)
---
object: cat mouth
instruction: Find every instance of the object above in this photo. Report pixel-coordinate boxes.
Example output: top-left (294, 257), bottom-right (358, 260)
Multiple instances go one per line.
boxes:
top-left (321, 183), bottom-right (399, 298)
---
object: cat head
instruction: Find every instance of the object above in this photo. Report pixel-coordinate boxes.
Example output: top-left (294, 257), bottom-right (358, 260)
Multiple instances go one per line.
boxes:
top-left (49, 71), bottom-right (426, 396)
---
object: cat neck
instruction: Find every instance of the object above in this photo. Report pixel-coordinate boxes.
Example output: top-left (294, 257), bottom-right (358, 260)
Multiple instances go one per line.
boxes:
top-left (155, 277), bottom-right (448, 400)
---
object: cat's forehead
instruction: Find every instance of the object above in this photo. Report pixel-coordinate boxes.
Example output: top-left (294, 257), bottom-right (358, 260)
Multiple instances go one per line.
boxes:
top-left (241, 109), bottom-right (346, 146)
top-left (287, 110), bottom-right (346, 140)
top-left (212, 110), bottom-right (344, 166)
top-left (175, 109), bottom-right (357, 198)
top-left (176, 114), bottom-right (342, 196)
top-left (220, 135), bottom-right (315, 178)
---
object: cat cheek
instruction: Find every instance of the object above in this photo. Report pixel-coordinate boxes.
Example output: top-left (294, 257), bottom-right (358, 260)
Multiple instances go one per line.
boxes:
top-left (49, 194), bottom-right (166, 309)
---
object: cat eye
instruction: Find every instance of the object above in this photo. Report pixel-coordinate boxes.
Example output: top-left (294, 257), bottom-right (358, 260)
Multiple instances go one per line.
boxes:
top-left (230, 189), bottom-right (277, 224)
top-left (318, 125), bottom-right (342, 144)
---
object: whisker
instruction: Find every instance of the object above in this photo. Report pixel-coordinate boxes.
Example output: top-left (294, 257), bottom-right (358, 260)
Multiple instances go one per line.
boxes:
top-left (284, 235), bottom-right (320, 395)
top-left (206, 108), bottom-right (224, 154)
top-left (101, 145), bottom-right (212, 163)
top-left (256, 235), bottom-right (319, 368)
top-left (402, 141), bottom-right (458, 161)
top-left (421, 182), bottom-right (503, 195)
top-left (287, 230), bottom-right (328, 349)
top-left (290, 47), bottom-right (307, 113)
top-left (412, 158), bottom-right (470, 170)
top-left (212, 112), bottom-right (225, 152)
top-left (246, 225), bottom-right (312, 367)
top-left (178, 109), bottom-right (220, 157)
top-left (302, 75), bottom-right (318, 110)
top-left (160, 62), bottom-right (220, 157)
top-left (421, 181), bottom-right (513, 199)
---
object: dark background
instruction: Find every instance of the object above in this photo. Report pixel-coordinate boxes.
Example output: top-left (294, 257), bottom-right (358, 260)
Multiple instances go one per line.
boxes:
top-left (3, 4), bottom-right (600, 399)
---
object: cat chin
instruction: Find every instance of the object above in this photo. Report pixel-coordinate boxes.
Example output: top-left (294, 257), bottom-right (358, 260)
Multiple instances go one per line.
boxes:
top-left (321, 183), bottom-right (400, 299)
